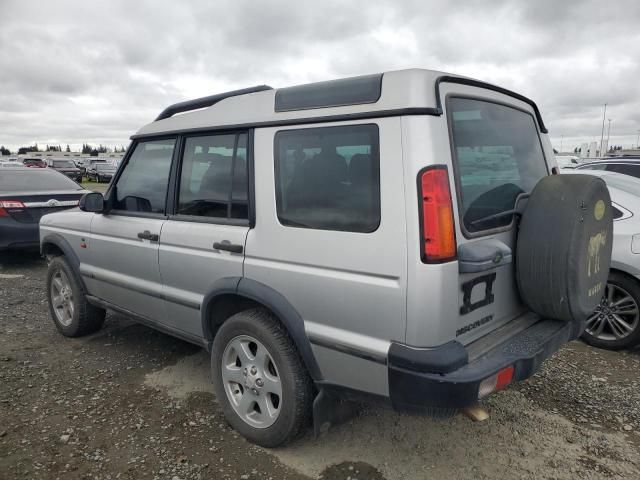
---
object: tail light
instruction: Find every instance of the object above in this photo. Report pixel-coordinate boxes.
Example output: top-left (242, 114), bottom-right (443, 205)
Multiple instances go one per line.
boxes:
top-left (0, 200), bottom-right (26, 217)
top-left (418, 166), bottom-right (456, 263)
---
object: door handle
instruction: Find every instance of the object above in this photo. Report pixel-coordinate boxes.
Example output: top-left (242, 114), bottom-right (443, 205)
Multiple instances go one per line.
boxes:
top-left (213, 240), bottom-right (244, 254)
top-left (137, 230), bottom-right (159, 242)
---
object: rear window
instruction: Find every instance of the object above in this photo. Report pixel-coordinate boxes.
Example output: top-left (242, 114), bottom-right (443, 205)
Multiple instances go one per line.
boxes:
top-left (52, 160), bottom-right (76, 168)
top-left (0, 170), bottom-right (83, 191)
top-left (23, 159), bottom-right (45, 166)
top-left (448, 97), bottom-right (547, 234)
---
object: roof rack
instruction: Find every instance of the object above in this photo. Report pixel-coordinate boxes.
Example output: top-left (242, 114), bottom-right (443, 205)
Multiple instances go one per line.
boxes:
top-left (154, 85), bottom-right (273, 121)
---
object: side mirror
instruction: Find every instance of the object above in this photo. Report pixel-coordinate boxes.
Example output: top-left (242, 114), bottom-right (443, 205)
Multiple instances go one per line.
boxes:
top-left (79, 192), bottom-right (105, 213)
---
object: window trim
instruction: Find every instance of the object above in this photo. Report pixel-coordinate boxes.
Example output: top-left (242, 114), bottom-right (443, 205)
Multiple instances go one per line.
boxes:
top-left (445, 94), bottom-right (549, 240)
top-left (273, 123), bottom-right (382, 234)
top-left (105, 136), bottom-right (178, 218)
top-left (168, 129), bottom-right (252, 226)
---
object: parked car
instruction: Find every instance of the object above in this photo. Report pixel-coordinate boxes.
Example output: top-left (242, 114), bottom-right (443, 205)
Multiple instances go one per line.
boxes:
top-left (83, 159), bottom-right (106, 179)
top-left (571, 170), bottom-right (640, 349)
top-left (576, 157), bottom-right (640, 179)
top-left (46, 159), bottom-right (83, 182)
top-left (86, 163), bottom-right (117, 182)
top-left (22, 158), bottom-right (47, 168)
top-left (1, 168), bottom-right (88, 251)
top-left (40, 69), bottom-right (613, 447)
top-left (0, 161), bottom-right (25, 168)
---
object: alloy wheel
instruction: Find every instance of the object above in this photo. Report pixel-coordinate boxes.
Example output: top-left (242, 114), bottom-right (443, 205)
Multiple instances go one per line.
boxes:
top-left (586, 283), bottom-right (640, 341)
top-left (51, 269), bottom-right (75, 327)
top-left (221, 335), bottom-right (282, 429)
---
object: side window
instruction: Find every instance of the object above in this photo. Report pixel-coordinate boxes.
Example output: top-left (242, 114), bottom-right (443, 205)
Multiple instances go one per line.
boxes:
top-left (606, 163), bottom-right (640, 179)
top-left (582, 164), bottom-right (607, 171)
top-left (177, 132), bottom-right (249, 220)
top-left (612, 206), bottom-right (624, 220)
top-left (274, 124), bottom-right (380, 233)
top-left (114, 139), bottom-right (175, 213)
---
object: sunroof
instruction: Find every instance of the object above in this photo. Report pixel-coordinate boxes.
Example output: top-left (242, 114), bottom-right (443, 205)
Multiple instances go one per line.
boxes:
top-left (274, 74), bottom-right (383, 112)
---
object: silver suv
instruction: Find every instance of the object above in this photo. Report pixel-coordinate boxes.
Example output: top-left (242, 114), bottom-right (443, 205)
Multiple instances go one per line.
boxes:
top-left (40, 69), bottom-right (613, 447)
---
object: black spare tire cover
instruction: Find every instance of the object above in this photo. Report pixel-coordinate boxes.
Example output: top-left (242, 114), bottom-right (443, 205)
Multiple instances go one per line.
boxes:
top-left (516, 174), bottom-right (613, 323)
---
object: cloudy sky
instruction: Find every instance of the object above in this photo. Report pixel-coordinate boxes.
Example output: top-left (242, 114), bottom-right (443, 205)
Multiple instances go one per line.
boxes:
top-left (1, 0), bottom-right (639, 153)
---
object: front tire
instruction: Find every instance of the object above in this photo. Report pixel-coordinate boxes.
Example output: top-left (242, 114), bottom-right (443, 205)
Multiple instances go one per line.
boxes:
top-left (47, 256), bottom-right (106, 337)
top-left (582, 272), bottom-right (640, 350)
top-left (211, 308), bottom-right (313, 447)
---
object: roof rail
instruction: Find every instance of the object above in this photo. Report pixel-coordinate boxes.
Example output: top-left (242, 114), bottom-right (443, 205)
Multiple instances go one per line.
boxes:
top-left (154, 85), bottom-right (273, 121)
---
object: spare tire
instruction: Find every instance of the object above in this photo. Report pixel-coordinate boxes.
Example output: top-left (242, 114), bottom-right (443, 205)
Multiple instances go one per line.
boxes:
top-left (516, 174), bottom-right (613, 323)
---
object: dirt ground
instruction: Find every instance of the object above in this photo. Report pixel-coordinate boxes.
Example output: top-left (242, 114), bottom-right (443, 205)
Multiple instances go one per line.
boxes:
top-left (1, 252), bottom-right (640, 480)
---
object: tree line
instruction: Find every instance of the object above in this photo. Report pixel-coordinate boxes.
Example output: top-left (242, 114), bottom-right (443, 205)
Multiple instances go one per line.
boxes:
top-left (0, 144), bottom-right (127, 156)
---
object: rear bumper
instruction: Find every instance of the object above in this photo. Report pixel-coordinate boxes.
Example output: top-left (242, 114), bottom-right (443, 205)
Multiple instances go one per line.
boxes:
top-left (388, 317), bottom-right (582, 412)
top-left (62, 172), bottom-right (83, 182)
top-left (0, 220), bottom-right (39, 250)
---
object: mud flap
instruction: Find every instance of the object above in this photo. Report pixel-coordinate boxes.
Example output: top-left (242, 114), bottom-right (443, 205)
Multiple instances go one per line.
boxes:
top-left (312, 389), bottom-right (359, 437)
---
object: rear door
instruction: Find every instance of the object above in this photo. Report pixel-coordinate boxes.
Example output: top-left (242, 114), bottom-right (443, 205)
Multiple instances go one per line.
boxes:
top-left (445, 86), bottom-right (551, 344)
top-left (404, 83), bottom-right (553, 347)
top-left (83, 138), bottom-right (176, 323)
top-left (158, 132), bottom-right (250, 337)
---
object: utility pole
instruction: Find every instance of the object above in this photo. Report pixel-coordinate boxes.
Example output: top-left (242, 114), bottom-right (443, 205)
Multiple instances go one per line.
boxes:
top-left (606, 119), bottom-right (612, 153)
top-left (599, 103), bottom-right (607, 157)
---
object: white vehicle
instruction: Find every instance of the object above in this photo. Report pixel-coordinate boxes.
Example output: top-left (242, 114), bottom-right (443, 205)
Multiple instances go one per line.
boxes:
top-left (0, 161), bottom-right (25, 168)
top-left (573, 170), bottom-right (640, 349)
top-left (555, 155), bottom-right (580, 169)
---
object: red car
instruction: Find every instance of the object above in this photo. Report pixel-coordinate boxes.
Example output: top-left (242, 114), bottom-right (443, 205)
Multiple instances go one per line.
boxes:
top-left (22, 158), bottom-right (47, 168)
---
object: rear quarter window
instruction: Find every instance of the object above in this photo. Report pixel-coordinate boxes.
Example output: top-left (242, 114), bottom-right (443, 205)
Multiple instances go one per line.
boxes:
top-left (274, 124), bottom-right (380, 233)
top-left (0, 170), bottom-right (82, 191)
top-left (448, 97), bottom-right (548, 235)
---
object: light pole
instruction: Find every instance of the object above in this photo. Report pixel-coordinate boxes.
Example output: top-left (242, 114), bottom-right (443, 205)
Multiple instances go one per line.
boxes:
top-left (637, 130), bottom-right (640, 149)
top-left (599, 103), bottom-right (607, 156)
top-left (606, 119), bottom-right (612, 154)
top-left (560, 134), bottom-right (564, 152)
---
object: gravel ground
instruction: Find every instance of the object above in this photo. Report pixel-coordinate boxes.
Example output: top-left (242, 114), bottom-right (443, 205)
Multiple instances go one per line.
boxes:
top-left (1, 252), bottom-right (639, 479)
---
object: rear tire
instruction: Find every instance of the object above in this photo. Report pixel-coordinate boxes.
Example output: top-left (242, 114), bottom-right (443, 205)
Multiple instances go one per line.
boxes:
top-left (211, 308), bottom-right (313, 447)
top-left (581, 272), bottom-right (640, 350)
top-left (46, 256), bottom-right (105, 337)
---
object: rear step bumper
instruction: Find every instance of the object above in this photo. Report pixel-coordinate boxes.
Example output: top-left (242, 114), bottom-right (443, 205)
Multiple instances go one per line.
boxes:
top-left (388, 317), bottom-right (584, 412)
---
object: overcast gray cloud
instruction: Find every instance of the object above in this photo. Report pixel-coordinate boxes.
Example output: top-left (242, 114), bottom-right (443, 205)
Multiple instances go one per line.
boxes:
top-left (1, 0), bottom-right (639, 152)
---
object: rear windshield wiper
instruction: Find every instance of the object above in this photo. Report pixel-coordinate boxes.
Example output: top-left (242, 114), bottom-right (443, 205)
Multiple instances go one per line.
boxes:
top-left (469, 193), bottom-right (530, 227)
top-left (470, 209), bottom-right (519, 227)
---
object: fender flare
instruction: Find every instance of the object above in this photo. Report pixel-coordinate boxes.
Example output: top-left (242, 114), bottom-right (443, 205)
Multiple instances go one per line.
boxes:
top-left (201, 277), bottom-right (323, 381)
top-left (41, 233), bottom-right (87, 292)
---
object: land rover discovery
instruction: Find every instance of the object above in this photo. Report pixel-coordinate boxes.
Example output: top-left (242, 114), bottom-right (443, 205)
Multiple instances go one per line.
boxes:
top-left (40, 69), bottom-right (613, 447)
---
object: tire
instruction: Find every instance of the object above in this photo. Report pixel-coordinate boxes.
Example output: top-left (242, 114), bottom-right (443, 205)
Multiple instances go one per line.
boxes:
top-left (516, 174), bottom-right (613, 323)
top-left (581, 272), bottom-right (640, 350)
top-left (211, 308), bottom-right (313, 447)
top-left (46, 256), bottom-right (105, 337)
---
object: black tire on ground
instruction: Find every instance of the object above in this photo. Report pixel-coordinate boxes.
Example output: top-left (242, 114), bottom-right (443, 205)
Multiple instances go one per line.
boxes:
top-left (210, 308), bottom-right (313, 447)
top-left (46, 256), bottom-right (106, 337)
top-left (581, 272), bottom-right (640, 350)
top-left (516, 174), bottom-right (613, 323)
